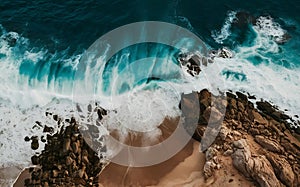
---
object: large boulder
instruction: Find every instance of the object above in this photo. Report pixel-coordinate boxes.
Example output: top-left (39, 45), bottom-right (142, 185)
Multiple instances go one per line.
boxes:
top-left (254, 135), bottom-right (284, 153)
top-left (232, 139), bottom-right (283, 187)
top-left (266, 153), bottom-right (295, 187)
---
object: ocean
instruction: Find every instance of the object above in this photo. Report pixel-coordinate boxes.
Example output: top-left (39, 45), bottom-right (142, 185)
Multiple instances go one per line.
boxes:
top-left (0, 0), bottom-right (300, 169)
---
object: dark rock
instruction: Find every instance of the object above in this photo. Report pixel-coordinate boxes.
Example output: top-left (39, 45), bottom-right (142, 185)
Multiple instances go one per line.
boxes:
top-left (53, 115), bottom-right (58, 121)
top-left (199, 89), bottom-right (211, 101)
top-left (35, 121), bottom-right (42, 127)
top-left (233, 11), bottom-right (257, 27)
top-left (25, 114), bottom-right (103, 187)
top-left (226, 92), bottom-right (236, 99)
top-left (76, 104), bottom-right (83, 113)
top-left (31, 136), bottom-right (39, 150)
top-left (43, 125), bottom-right (54, 133)
top-left (249, 128), bottom-right (260, 135)
top-left (248, 94), bottom-right (256, 100)
top-left (87, 104), bottom-right (92, 112)
top-left (236, 91), bottom-right (248, 102)
top-left (24, 136), bottom-right (30, 142)
top-left (178, 53), bottom-right (201, 76)
top-left (31, 155), bottom-right (39, 165)
top-left (256, 101), bottom-right (274, 115)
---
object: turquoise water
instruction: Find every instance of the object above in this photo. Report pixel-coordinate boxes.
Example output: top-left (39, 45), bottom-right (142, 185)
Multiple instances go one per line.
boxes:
top-left (0, 0), bottom-right (300, 168)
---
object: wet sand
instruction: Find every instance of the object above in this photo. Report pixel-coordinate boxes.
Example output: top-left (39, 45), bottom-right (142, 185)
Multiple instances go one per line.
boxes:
top-left (98, 140), bottom-right (206, 187)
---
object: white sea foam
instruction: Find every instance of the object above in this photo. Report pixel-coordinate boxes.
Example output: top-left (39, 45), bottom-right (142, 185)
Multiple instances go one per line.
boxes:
top-left (211, 11), bottom-right (237, 44)
top-left (0, 16), bottom-right (300, 171)
top-left (254, 16), bottom-right (287, 43)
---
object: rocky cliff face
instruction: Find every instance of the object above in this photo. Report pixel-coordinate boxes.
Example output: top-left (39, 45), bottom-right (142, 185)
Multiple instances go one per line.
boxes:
top-left (181, 90), bottom-right (300, 187)
top-left (18, 89), bottom-right (300, 187)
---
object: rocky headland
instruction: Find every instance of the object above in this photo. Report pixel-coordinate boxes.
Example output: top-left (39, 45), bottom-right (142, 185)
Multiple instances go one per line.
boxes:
top-left (11, 89), bottom-right (300, 187)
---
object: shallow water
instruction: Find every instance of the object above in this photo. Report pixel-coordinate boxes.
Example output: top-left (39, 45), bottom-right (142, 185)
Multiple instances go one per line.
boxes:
top-left (0, 0), bottom-right (299, 174)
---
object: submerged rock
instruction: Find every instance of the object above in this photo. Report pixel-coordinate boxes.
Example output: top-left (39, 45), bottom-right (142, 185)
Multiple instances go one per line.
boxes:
top-left (178, 53), bottom-right (202, 76)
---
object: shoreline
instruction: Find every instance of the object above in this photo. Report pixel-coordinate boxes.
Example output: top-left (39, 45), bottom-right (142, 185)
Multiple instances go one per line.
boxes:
top-left (3, 89), bottom-right (300, 186)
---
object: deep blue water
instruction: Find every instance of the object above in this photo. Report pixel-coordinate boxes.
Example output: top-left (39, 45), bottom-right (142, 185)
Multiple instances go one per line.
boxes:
top-left (0, 0), bottom-right (300, 106)
top-left (1, 0), bottom-right (300, 168)
top-left (0, 0), bottom-right (299, 51)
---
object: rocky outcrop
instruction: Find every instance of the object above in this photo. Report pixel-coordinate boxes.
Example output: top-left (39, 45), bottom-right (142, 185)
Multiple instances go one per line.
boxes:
top-left (23, 105), bottom-right (107, 187)
top-left (181, 89), bottom-right (300, 186)
top-left (21, 89), bottom-right (300, 187)
top-left (231, 139), bottom-right (283, 187)
top-left (266, 153), bottom-right (295, 187)
top-left (254, 135), bottom-right (284, 153)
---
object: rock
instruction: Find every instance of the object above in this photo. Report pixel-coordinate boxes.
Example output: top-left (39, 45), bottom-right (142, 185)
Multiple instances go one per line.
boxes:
top-left (231, 139), bottom-right (283, 187)
top-left (251, 110), bottom-right (268, 124)
top-left (178, 53), bottom-right (201, 76)
top-left (237, 101), bottom-right (245, 112)
top-left (236, 92), bottom-right (248, 102)
top-left (249, 128), bottom-right (260, 135)
top-left (53, 114), bottom-right (58, 121)
top-left (25, 115), bottom-right (103, 186)
top-left (199, 89), bottom-right (211, 101)
top-left (233, 139), bottom-right (247, 149)
top-left (219, 126), bottom-right (230, 140)
top-left (72, 141), bottom-right (80, 154)
top-left (31, 155), bottom-right (39, 165)
top-left (255, 135), bottom-right (284, 153)
top-left (226, 92), bottom-right (236, 99)
top-left (87, 104), bottom-right (92, 112)
top-left (233, 11), bottom-right (257, 27)
top-left (52, 170), bottom-right (59, 178)
top-left (203, 160), bottom-right (217, 179)
top-left (66, 156), bottom-right (74, 166)
top-left (223, 149), bottom-right (234, 156)
top-left (229, 98), bottom-right (237, 109)
top-left (203, 106), bottom-right (223, 123)
top-left (43, 125), bottom-right (54, 133)
top-left (266, 153), bottom-right (294, 187)
top-left (206, 147), bottom-right (218, 161)
top-left (63, 138), bottom-right (71, 153)
top-left (193, 125), bottom-right (206, 141)
top-left (31, 136), bottom-right (39, 150)
top-left (24, 136), bottom-right (30, 142)
top-left (212, 47), bottom-right (234, 58)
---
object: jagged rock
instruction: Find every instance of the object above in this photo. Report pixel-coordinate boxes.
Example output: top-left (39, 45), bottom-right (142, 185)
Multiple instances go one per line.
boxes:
top-left (251, 110), bottom-right (268, 124)
top-left (31, 136), bottom-right (39, 150)
top-left (63, 138), bottom-right (71, 153)
top-left (223, 149), bottom-right (234, 156)
top-left (236, 92), bottom-right (248, 102)
top-left (178, 53), bottom-right (201, 76)
top-left (255, 135), bottom-right (284, 153)
top-left (266, 153), bottom-right (295, 187)
top-left (25, 115), bottom-right (103, 187)
top-left (203, 106), bottom-right (223, 123)
top-left (237, 101), bottom-right (245, 112)
top-left (206, 147), bottom-right (218, 161)
top-left (232, 139), bottom-right (283, 187)
top-left (249, 128), bottom-right (260, 136)
top-left (203, 160), bottom-right (217, 179)
top-left (210, 47), bottom-right (234, 58)
top-left (219, 125), bottom-right (230, 140)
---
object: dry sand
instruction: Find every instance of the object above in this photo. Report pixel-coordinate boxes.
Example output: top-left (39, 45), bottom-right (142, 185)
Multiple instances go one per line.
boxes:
top-left (9, 117), bottom-right (254, 187)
